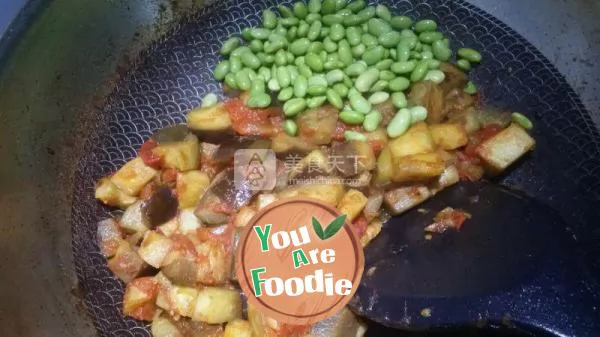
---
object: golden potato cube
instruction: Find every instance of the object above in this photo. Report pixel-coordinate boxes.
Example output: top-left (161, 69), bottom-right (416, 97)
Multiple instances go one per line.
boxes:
top-left (388, 122), bottom-right (436, 158)
top-left (123, 277), bottom-right (157, 320)
top-left (289, 149), bottom-right (331, 180)
top-left (153, 134), bottom-right (200, 171)
top-left (428, 123), bottom-right (469, 150)
top-left (279, 183), bottom-right (345, 207)
top-left (374, 145), bottom-right (393, 186)
top-left (151, 316), bottom-right (182, 337)
top-left (337, 189), bottom-right (368, 222)
top-left (225, 320), bottom-right (252, 337)
top-left (176, 170), bottom-right (210, 209)
top-left (95, 177), bottom-right (138, 209)
top-left (192, 287), bottom-right (242, 324)
top-left (384, 185), bottom-right (431, 215)
top-left (110, 157), bottom-right (158, 196)
top-left (429, 165), bottom-right (460, 195)
top-left (187, 103), bottom-right (232, 131)
top-left (256, 194), bottom-right (278, 210)
top-left (234, 206), bottom-right (257, 228)
top-left (476, 123), bottom-right (535, 172)
top-left (138, 231), bottom-right (173, 268)
top-left (391, 152), bottom-right (446, 183)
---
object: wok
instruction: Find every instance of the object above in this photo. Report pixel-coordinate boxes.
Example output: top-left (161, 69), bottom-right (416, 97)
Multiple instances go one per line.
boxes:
top-left (1, 0), bottom-right (600, 336)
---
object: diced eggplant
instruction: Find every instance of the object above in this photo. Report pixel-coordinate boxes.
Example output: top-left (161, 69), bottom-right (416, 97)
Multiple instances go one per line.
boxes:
top-left (408, 81), bottom-right (445, 123)
top-left (152, 134), bottom-right (200, 171)
top-left (107, 241), bottom-right (146, 283)
top-left (152, 314), bottom-right (225, 337)
top-left (192, 287), bottom-right (242, 324)
top-left (476, 123), bottom-right (535, 173)
top-left (439, 63), bottom-right (468, 94)
top-left (97, 218), bottom-right (122, 258)
top-left (428, 123), bottom-right (469, 150)
top-left (361, 219), bottom-right (383, 247)
top-left (195, 168), bottom-right (258, 226)
top-left (345, 171), bottom-right (373, 189)
top-left (162, 258), bottom-right (198, 287)
top-left (138, 231), bottom-right (174, 268)
top-left (308, 307), bottom-right (367, 337)
top-left (429, 165), bottom-right (460, 195)
top-left (330, 141), bottom-right (376, 178)
top-left (225, 320), bottom-right (252, 337)
top-left (271, 132), bottom-right (316, 156)
top-left (122, 276), bottom-right (158, 321)
top-left (442, 88), bottom-right (475, 119)
top-left (337, 189), bottom-right (368, 222)
top-left (365, 128), bottom-right (389, 154)
top-left (297, 105), bottom-right (339, 145)
top-left (363, 193), bottom-right (384, 222)
top-left (187, 103), bottom-right (235, 142)
top-left (233, 206), bottom-right (257, 228)
top-left (447, 107), bottom-right (481, 134)
top-left (373, 100), bottom-right (396, 126)
top-left (289, 149), bottom-right (331, 181)
top-left (110, 157), bottom-right (158, 196)
top-left (142, 187), bottom-right (179, 228)
top-left (120, 201), bottom-right (149, 234)
top-left (95, 177), bottom-right (138, 209)
top-left (384, 185), bottom-right (432, 215)
top-left (152, 124), bottom-right (190, 144)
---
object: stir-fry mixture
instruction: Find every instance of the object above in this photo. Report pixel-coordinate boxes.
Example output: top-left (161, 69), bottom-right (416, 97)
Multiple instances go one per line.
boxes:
top-left (94, 2), bottom-right (536, 336)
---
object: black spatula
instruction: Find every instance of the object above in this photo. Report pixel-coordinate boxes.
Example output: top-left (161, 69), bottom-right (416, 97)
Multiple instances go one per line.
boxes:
top-left (350, 181), bottom-right (600, 336)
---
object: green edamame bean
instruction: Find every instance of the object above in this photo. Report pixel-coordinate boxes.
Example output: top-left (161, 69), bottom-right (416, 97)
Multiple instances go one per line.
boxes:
top-left (410, 60), bottom-right (429, 82)
top-left (414, 19), bottom-right (437, 33)
top-left (220, 37), bottom-right (240, 56)
top-left (201, 93), bottom-right (219, 108)
top-left (344, 29), bottom-right (359, 48)
top-left (410, 51), bottom-right (422, 60)
top-left (281, 17), bottom-right (299, 28)
top-left (432, 40), bottom-right (451, 61)
top-left (367, 18), bottom-right (392, 37)
top-left (284, 119), bottom-right (298, 136)
top-left (428, 59), bottom-right (441, 69)
top-left (308, 0), bottom-right (322, 13)
top-left (355, 68), bottom-right (380, 92)
top-left (387, 108), bottom-right (412, 137)
top-left (391, 60), bottom-right (417, 74)
top-left (344, 130), bottom-right (368, 141)
top-left (294, 2), bottom-right (308, 19)
top-left (413, 41), bottom-right (423, 52)
top-left (357, 7), bottom-right (376, 23)
top-left (347, 0), bottom-right (366, 13)
top-left (375, 4), bottom-right (392, 21)
top-left (307, 21), bottom-right (322, 41)
top-left (348, 89), bottom-right (372, 114)
top-left (339, 110), bottom-right (365, 125)
top-left (323, 14), bottom-right (343, 26)
top-left (308, 41), bottom-right (324, 54)
top-left (277, 67), bottom-right (291, 88)
top-left (362, 46), bottom-right (385, 65)
top-left (458, 48), bottom-right (482, 63)
top-left (335, 0), bottom-right (347, 10)
top-left (326, 88), bottom-right (344, 109)
top-left (214, 61), bottom-right (230, 80)
top-left (257, 52), bottom-right (272, 65)
top-left (323, 37), bottom-right (338, 52)
top-left (247, 92), bottom-right (272, 108)
top-left (263, 9), bottom-right (278, 29)
top-left (419, 31), bottom-right (443, 44)
top-left (267, 77), bottom-right (280, 91)
top-left (352, 44), bottom-right (366, 58)
top-left (290, 38), bottom-right (311, 56)
top-left (424, 69), bottom-right (445, 84)
top-left (464, 81), bottom-right (477, 94)
top-left (258, 67), bottom-right (271, 81)
top-left (345, 62), bottom-right (366, 77)
top-left (319, 50), bottom-right (328, 62)
top-left (370, 79), bottom-right (388, 92)
top-left (275, 50), bottom-right (287, 66)
top-left (264, 40), bottom-right (285, 54)
top-left (306, 13), bottom-right (321, 24)
top-left (343, 14), bottom-right (362, 26)
top-left (389, 77), bottom-right (410, 92)
top-left (283, 98), bottom-right (307, 116)
top-left (287, 65), bottom-right (299, 82)
top-left (250, 28), bottom-right (271, 40)
top-left (343, 75), bottom-right (353, 88)
top-left (378, 31), bottom-right (402, 48)
top-left (321, 27), bottom-right (330, 38)
top-left (391, 92), bottom-right (407, 108)
top-left (330, 24), bottom-right (345, 41)
top-left (231, 46), bottom-right (251, 58)
top-left (338, 40), bottom-right (353, 66)
top-left (286, 51), bottom-right (295, 64)
top-left (375, 59), bottom-right (394, 70)
top-left (333, 83), bottom-right (349, 97)
top-left (251, 77), bottom-right (266, 93)
top-left (456, 59), bottom-right (471, 71)
top-left (249, 40), bottom-right (263, 53)
top-left (511, 112), bottom-right (533, 130)
top-left (297, 21), bottom-right (310, 37)
top-left (273, 25), bottom-right (287, 37)
top-left (309, 74), bottom-right (328, 87)
top-left (293, 75), bottom-right (309, 98)
top-left (326, 69), bottom-right (345, 84)
top-left (368, 92), bottom-right (390, 105)
top-left (235, 70), bottom-right (252, 91)
top-left (363, 111), bottom-right (382, 132)
top-left (361, 34), bottom-right (378, 47)
top-left (224, 73), bottom-right (238, 89)
top-left (390, 16), bottom-right (412, 30)
top-left (241, 52), bottom-right (261, 69)
top-left (379, 70), bottom-right (395, 81)
top-left (321, 0), bottom-right (337, 14)
top-left (298, 64), bottom-right (313, 78)
top-left (241, 28), bottom-right (253, 40)
top-left (307, 96), bottom-right (327, 108)
top-left (278, 5), bottom-right (294, 17)
top-left (390, 48), bottom-right (397, 60)
top-left (324, 60), bottom-right (345, 71)
top-left (247, 69), bottom-right (258, 82)
top-left (278, 87), bottom-right (294, 101)
top-left (307, 85), bottom-right (327, 96)
top-left (396, 43), bottom-right (411, 62)
top-left (410, 105), bottom-right (428, 123)
top-left (421, 51), bottom-right (434, 60)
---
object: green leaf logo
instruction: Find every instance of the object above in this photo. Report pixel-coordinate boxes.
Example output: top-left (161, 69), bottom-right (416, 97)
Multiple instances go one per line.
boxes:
top-left (312, 214), bottom-right (347, 240)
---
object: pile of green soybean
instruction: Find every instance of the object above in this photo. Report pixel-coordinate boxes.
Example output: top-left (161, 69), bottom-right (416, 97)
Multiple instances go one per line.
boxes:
top-left (212, 0), bottom-right (482, 140)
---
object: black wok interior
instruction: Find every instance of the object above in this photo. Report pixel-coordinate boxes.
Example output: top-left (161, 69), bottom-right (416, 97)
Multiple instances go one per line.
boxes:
top-left (1, 0), bottom-right (600, 336)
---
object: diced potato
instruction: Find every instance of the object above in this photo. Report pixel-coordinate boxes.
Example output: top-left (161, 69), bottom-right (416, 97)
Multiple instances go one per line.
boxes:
top-left (120, 201), bottom-right (149, 234)
top-left (97, 218), bottom-right (122, 258)
top-left (176, 170), bottom-right (210, 209)
top-left (476, 123), bottom-right (535, 172)
top-left (138, 231), bottom-right (174, 268)
top-left (256, 194), bottom-right (278, 210)
top-left (278, 183), bottom-right (345, 207)
top-left (187, 103), bottom-right (232, 132)
top-left (225, 320), bottom-right (252, 337)
top-left (363, 194), bottom-right (383, 222)
top-left (178, 208), bottom-right (202, 234)
top-left (289, 149), bottom-right (331, 180)
top-left (330, 141), bottom-right (376, 177)
top-left (168, 285), bottom-right (200, 317)
top-left (388, 122), bottom-right (436, 158)
top-left (196, 239), bottom-right (230, 285)
top-left (123, 277), bottom-right (158, 321)
top-left (152, 134), bottom-right (200, 172)
top-left (429, 165), bottom-right (460, 195)
top-left (391, 153), bottom-right (446, 183)
top-left (158, 215), bottom-right (179, 237)
top-left (374, 145), bottom-right (393, 186)
top-left (365, 128), bottom-right (389, 154)
top-left (384, 185), bottom-right (431, 215)
top-left (151, 316), bottom-right (183, 337)
top-left (192, 287), bottom-right (242, 324)
top-left (271, 132), bottom-right (315, 154)
top-left (110, 157), bottom-right (158, 196)
top-left (95, 177), bottom-right (138, 209)
top-left (428, 123), bottom-right (468, 150)
top-left (107, 240), bottom-right (145, 283)
top-left (361, 219), bottom-right (383, 247)
top-left (297, 105), bottom-right (339, 145)
top-left (234, 206), bottom-right (257, 228)
top-left (337, 189), bottom-right (368, 222)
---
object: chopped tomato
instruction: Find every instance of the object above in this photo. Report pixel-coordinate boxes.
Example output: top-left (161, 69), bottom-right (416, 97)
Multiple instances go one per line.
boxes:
top-left (139, 139), bottom-right (162, 169)
top-left (270, 115), bottom-right (285, 135)
top-left (352, 215), bottom-right (369, 239)
top-left (224, 98), bottom-right (280, 137)
top-left (368, 138), bottom-right (386, 154)
top-left (332, 121), bottom-right (362, 141)
top-left (425, 207), bottom-right (471, 233)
